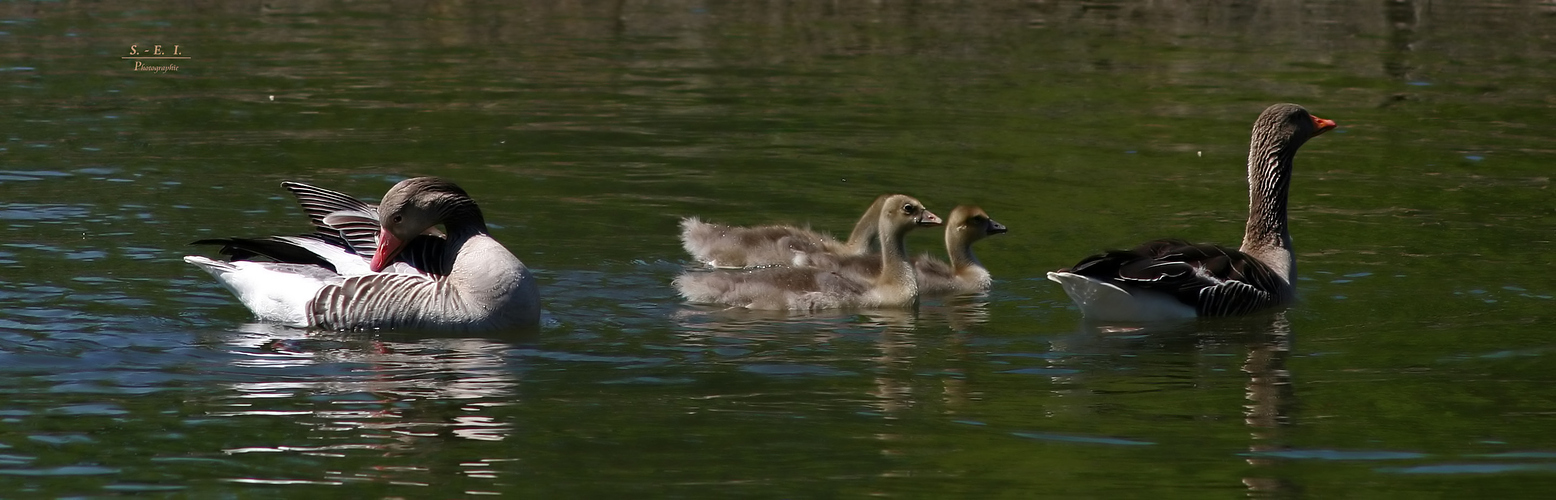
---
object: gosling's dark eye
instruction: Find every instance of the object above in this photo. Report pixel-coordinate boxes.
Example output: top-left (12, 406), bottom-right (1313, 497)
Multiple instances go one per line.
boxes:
top-left (902, 203), bottom-right (916, 215)
top-left (393, 215), bottom-right (403, 224)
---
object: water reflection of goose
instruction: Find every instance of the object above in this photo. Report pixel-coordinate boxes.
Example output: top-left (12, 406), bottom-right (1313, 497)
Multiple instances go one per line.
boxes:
top-left (1239, 313), bottom-right (1295, 495)
top-left (184, 177), bottom-right (541, 331)
top-left (669, 305), bottom-right (921, 340)
top-left (669, 291), bottom-right (991, 337)
top-left (669, 296), bottom-right (985, 419)
top-left (222, 323), bottom-right (525, 401)
top-left (928, 299), bottom-right (992, 331)
top-left (216, 323), bottom-right (524, 442)
top-left (1048, 104), bottom-right (1337, 321)
top-left (1043, 313), bottom-right (1296, 495)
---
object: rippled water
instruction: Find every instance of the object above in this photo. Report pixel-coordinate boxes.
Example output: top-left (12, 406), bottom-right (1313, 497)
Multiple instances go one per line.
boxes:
top-left (2, 0), bottom-right (1555, 496)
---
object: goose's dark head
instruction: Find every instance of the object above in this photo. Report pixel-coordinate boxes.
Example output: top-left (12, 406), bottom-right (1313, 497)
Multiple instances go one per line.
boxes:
top-left (371, 177), bottom-right (476, 272)
top-left (1255, 103), bottom-right (1336, 150)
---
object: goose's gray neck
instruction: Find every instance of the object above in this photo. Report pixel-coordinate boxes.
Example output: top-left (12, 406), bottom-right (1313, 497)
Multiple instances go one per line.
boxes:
top-left (440, 196), bottom-right (488, 240)
top-left (1239, 129), bottom-right (1299, 282)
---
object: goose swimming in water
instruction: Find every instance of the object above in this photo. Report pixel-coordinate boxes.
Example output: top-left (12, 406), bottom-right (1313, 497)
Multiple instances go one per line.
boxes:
top-left (1047, 103), bottom-right (1336, 321)
top-left (814, 205), bottom-right (1007, 296)
top-left (674, 194), bottom-right (942, 310)
top-left (184, 177), bottom-right (541, 331)
top-left (909, 205), bottom-right (1006, 296)
top-left (679, 194), bottom-right (889, 268)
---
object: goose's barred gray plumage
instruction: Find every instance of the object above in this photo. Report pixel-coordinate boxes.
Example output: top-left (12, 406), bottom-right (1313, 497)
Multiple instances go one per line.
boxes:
top-left (310, 273), bottom-right (453, 330)
top-left (184, 177), bottom-right (540, 331)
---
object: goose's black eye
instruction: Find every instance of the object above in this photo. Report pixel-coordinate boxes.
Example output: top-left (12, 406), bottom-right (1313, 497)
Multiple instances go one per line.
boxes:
top-left (393, 215), bottom-right (403, 224)
top-left (902, 203), bottom-right (916, 215)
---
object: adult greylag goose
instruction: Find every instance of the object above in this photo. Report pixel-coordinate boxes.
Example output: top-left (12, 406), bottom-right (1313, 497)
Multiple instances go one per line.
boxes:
top-left (673, 194), bottom-right (942, 310)
top-left (819, 205), bottom-right (1007, 296)
top-left (184, 177), bottom-right (541, 331)
top-left (679, 194), bottom-right (888, 268)
top-left (1047, 103), bottom-right (1336, 321)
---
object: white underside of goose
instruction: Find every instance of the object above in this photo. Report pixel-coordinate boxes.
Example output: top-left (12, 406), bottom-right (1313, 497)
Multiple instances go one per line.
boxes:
top-left (184, 256), bottom-right (333, 326)
top-left (1046, 271), bottom-right (1196, 322)
top-left (183, 237), bottom-right (431, 326)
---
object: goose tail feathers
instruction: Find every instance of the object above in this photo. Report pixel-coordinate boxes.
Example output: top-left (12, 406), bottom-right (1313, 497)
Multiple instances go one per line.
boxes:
top-left (1046, 271), bottom-right (1195, 322)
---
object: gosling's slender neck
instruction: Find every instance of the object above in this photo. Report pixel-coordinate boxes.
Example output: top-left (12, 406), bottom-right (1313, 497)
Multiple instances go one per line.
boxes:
top-left (843, 195), bottom-right (888, 254)
top-left (945, 227), bottom-right (981, 273)
top-left (874, 217), bottom-right (915, 289)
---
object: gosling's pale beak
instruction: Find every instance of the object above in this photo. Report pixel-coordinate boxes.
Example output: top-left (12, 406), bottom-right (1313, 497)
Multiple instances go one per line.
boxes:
top-left (917, 210), bottom-right (943, 227)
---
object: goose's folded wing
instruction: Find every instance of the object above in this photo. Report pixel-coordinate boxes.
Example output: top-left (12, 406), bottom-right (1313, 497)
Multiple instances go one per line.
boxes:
top-left (192, 234), bottom-right (352, 272)
top-left (281, 181), bottom-right (380, 250)
top-left (309, 272), bottom-right (446, 330)
top-left (1069, 239), bottom-right (1283, 316)
top-left (315, 211), bottom-right (382, 257)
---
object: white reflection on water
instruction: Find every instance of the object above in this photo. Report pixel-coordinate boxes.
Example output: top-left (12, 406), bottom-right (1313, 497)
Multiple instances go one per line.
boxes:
top-left (225, 323), bottom-right (520, 400)
top-left (213, 323), bottom-right (524, 443)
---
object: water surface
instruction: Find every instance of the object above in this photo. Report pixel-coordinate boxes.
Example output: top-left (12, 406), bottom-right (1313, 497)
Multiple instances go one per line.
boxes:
top-left (2, 0), bottom-right (1555, 496)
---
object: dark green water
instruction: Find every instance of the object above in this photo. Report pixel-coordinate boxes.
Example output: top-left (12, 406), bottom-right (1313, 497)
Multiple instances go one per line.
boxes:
top-left (2, 0), bottom-right (1554, 496)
